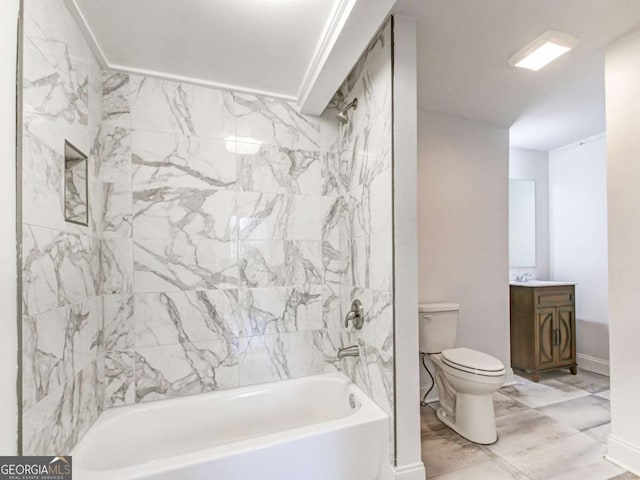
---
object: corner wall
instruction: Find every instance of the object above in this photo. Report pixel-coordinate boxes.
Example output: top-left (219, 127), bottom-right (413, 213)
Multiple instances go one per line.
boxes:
top-left (549, 135), bottom-right (609, 374)
top-left (605, 27), bottom-right (640, 475)
top-left (0, 0), bottom-right (20, 456)
top-left (418, 110), bottom-right (510, 397)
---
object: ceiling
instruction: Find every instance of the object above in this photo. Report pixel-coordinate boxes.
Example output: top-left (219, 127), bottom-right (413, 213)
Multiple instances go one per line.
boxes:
top-left (70, 0), bottom-right (640, 151)
top-left (72, 0), bottom-right (339, 99)
top-left (395, 0), bottom-right (640, 151)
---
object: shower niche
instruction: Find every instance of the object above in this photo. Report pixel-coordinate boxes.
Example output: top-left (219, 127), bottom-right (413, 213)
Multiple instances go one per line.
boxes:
top-left (64, 140), bottom-right (89, 226)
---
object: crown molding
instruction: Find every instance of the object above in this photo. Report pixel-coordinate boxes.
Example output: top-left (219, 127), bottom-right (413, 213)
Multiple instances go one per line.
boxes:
top-left (296, 0), bottom-right (356, 112)
top-left (107, 63), bottom-right (296, 101)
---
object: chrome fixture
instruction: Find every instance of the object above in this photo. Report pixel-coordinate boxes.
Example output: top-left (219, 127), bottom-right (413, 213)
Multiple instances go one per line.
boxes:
top-left (515, 272), bottom-right (532, 282)
top-left (344, 299), bottom-right (364, 329)
top-left (336, 98), bottom-right (358, 125)
top-left (337, 345), bottom-right (361, 360)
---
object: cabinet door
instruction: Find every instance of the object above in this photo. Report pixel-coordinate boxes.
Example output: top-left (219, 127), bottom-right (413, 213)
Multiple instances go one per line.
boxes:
top-left (556, 305), bottom-right (576, 366)
top-left (536, 307), bottom-right (556, 370)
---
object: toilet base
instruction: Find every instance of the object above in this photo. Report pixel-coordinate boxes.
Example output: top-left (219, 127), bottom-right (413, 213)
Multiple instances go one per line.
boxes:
top-left (436, 392), bottom-right (498, 445)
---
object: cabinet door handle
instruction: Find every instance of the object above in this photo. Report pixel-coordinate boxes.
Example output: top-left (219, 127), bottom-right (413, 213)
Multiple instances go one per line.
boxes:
top-left (553, 329), bottom-right (561, 346)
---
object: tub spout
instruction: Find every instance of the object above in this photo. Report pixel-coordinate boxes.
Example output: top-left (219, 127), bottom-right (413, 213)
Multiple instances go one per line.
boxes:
top-left (337, 345), bottom-right (361, 360)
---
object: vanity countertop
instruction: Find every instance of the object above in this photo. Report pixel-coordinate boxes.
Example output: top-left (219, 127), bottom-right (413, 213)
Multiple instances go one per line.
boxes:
top-left (510, 281), bottom-right (576, 287)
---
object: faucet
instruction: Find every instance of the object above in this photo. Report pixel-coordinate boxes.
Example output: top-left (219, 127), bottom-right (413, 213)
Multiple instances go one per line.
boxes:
top-left (337, 345), bottom-right (361, 360)
top-left (515, 272), bottom-right (532, 282)
top-left (344, 299), bottom-right (365, 329)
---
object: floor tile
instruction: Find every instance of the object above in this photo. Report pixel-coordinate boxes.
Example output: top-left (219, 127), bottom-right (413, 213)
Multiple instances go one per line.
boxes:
top-left (494, 392), bottom-right (528, 418)
top-left (429, 458), bottom-right (529, 480)
top-left (597, 390), bottom-right (611, 400)
top-left (584, 423), bottom-right (611, 444)
top-left (503, 432), bottom-right (624, 480)
top-left (536, 395), bottom-right (610, 431)
top-left (486, 409), bottom-right (579, 456)
top-left (422, 419), bottom-right (493, 478)
top-left (500, 377), bottom-right (590, 408)
top-left (543, 369), bottom-right (610, 394)
top-left (422, 404), bottom-right (444, 434)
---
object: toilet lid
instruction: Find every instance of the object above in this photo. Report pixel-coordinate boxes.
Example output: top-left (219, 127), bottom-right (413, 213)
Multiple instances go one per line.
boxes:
top-left (441, 348), bottom-right (505, 376)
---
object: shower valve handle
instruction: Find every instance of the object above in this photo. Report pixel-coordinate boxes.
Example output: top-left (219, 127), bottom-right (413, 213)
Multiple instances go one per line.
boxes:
top-left (344, 299), bottom-right (364, 330)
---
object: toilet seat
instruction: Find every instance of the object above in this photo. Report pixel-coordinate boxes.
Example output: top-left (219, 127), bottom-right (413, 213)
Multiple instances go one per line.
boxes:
top-left (441, 348), bottom-right (505, 377)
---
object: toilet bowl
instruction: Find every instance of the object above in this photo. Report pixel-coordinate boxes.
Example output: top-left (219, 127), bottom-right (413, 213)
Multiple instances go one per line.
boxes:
top-left (419, 303), bottom-right (505, 444)
top-left (430, 348), bottom-right (505, 444)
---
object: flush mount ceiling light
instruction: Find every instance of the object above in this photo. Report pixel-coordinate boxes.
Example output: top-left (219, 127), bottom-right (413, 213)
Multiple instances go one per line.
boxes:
top-left (508, 30), bottom-right (578, 71)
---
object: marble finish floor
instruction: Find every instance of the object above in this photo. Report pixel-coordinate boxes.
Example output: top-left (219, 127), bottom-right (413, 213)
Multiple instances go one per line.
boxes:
top-left (421, 369), bottom-right (639, 480)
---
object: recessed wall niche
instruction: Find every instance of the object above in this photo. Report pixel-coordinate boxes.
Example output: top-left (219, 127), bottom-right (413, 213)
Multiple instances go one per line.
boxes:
top-left (64, 140), bottom-right (89, 226)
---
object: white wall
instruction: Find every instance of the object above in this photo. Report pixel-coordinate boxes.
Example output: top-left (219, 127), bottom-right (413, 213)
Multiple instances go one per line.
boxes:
top-left (418, 110), bottom-right (510, 371)
top-left (509, 148), bottom-right (550, 280)
top-left (605, 28), bottom-right (640, 475)
top-left (0, 0), bottom-right (19, 455)
top-left (549, 135), bottom-right (609, 371)
top-left (392, 15), bottom-right (425, 480)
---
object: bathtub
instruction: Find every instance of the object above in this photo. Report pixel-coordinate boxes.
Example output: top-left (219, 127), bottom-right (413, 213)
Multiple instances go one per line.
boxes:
top-left (72, 373), bottom-right (394, 480)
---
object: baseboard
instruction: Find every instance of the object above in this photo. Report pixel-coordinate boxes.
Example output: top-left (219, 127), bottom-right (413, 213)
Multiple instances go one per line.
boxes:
top-left (395, 462), bottom-right (426, 480)
top-left (606, 434), bottom-right (640, 476)
top-left (577, 353), bottom-right (610, 376)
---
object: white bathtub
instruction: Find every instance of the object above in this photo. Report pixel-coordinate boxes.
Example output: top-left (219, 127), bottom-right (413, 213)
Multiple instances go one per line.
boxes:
top-left (72, 373), bottom-right (394, 480)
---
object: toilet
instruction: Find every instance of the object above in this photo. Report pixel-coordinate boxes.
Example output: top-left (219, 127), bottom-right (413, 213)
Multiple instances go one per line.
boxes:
top-left (419, 302), bottom-right (505, 444)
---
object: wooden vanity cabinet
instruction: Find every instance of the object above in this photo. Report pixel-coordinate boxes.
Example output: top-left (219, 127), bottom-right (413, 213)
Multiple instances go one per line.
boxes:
top-left (510, 285), bottom-right (577, 382)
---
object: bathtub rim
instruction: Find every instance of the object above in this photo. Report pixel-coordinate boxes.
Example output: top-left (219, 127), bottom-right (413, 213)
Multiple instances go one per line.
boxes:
top-left (71, 372), bottom-right (390, 478)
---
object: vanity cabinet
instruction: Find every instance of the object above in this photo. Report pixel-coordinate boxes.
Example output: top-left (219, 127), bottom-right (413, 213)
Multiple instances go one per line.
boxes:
top-left (510, 284), bottom-right (577, 382)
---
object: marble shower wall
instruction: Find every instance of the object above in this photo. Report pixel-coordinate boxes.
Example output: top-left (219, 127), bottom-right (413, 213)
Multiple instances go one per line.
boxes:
top-left (335, 19), bottom-right (395, 456)
top-left (21, 0), bottom-right (105, 455)
top-left (100, 71), bottom-right (347, 407)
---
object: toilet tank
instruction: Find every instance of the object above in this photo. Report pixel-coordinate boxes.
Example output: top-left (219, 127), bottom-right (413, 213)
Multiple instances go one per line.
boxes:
top-left (419, 302), bottom-right (459, 354)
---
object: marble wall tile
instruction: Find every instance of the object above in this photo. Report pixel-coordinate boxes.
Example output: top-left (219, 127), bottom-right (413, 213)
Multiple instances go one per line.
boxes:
top-left (102, 182), bottom-right (132, 238)
top-left (97, 126), bottom-right (131, 183)
top-left (22, 130), bottom-right (64, 230)
top-left (238, 240), bottom-right (322, 287)
top-left (102, 72), bottom-right (139, 128)
top-left (104, 294), bottom-right (134, 351)
top-left (23, 364), bottom-right (99, 456)
top-left (234, 94), bottom-right (321, 150)
top-left (134, 236), bottom-right (238, 292)
top-left (238, 146), bottom-right (323, 195)
top-left (130, 76), bottom-right (235, 139)
top-left (22, 299), bottom-right (101, 412)
top-left (132, 130), bottom-right (236, 191)
top-left (22, 38), bottom-right (88, 127)
top-left (238, 331), bottom-right (324, 386)
top-left (135, 339), bottom-right (240, 402)
top-left (135, 290), bottom-right (243, 348)
top-left (100, 238), bottom-right (133, 295)
top-left (24, 0), bottom-right (90, 60)
top-left (104, 350), bottom-right (135, 407)
top-left (22, 225), bottom-right (96, 317)
top-left (237, 192), bottom-right (322, 241)
top-left (322, 283), bottom-right (342, 331)
top-left (239, 286), bottom-right (324, 335)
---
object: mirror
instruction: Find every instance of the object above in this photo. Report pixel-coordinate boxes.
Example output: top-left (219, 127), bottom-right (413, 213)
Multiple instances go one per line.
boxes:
top-left (509, 179), bottom-right (536, 267)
